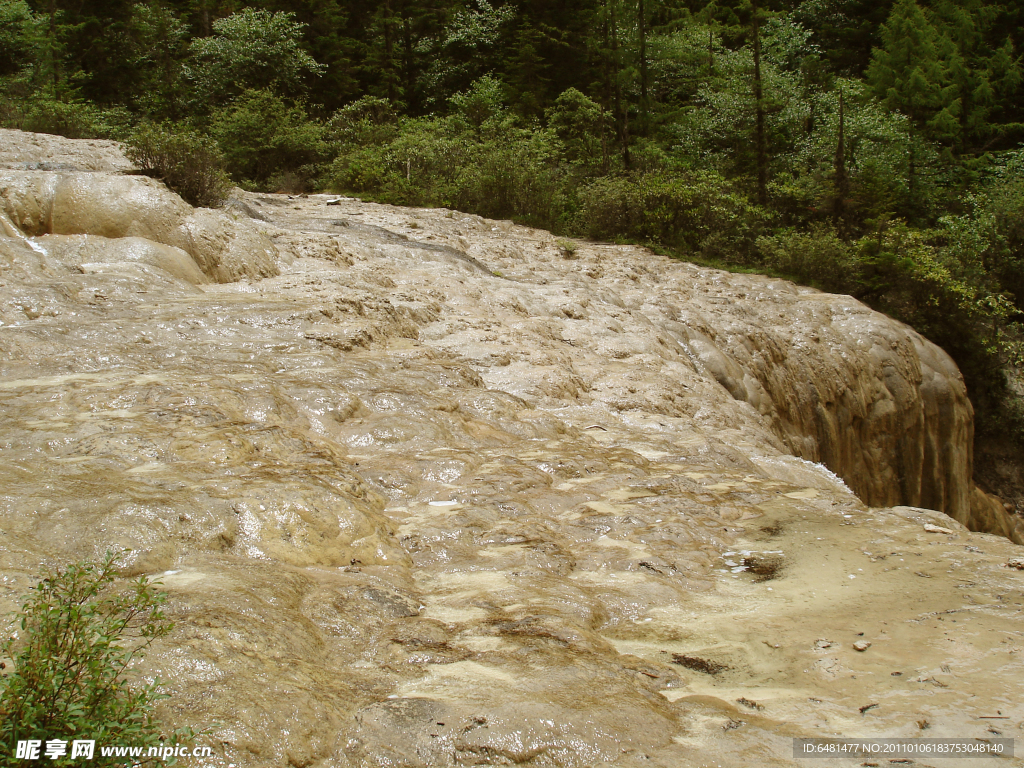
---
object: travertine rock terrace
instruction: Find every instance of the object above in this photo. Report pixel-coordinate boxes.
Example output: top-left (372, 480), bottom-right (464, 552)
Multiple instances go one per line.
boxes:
top-left (1, 130), bottom-right (1022, 768)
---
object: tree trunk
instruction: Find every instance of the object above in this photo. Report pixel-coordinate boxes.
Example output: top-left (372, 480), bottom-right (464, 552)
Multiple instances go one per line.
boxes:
top-left (908, 139), bottom-right (917, 216)
top-left (752, 0), bottom-right (767, 207)
top-left (48, 0), bottom-right (59, 98)
top-left (402, 10), bottom-right (415, 111)
top-left (834, 87), bottom-right (849, 236)
top-left (199, 1), bottom-right (211, 37)
top-left (610, 2), bottom-right (630, 169)
top-left (382, 0), bottom-right (395, 102)
top-left (638, 0), bottom-right (649, 136)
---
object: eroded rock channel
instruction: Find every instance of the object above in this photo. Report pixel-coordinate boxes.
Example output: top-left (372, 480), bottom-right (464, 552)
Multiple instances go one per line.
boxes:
top-left (1, 130), bottom-right (1023, 767)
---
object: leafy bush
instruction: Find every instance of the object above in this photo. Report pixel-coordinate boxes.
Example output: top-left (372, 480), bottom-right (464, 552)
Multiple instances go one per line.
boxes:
top-left (185, 9), bottom-right (325, 108)
top-left (329, 115), bottom-right (475, 207)
top-left (758, 219), bottom-right (1020, 360)
top-left (577, 171), bottom-right (764, 260)
top-left (452, 122), bottom-right (565, 226)
top-left (210, 89), bottom-right (326, 190)
top-left (555, 238), bottom-right (578, 258)
top-left (9, 97), bottom-right (134, 140)
top-left (756, 225), bottom-right (862, 293)
top-left (862, 219), bottom-right (1024, 439)
top-left (856, 220), bottom-right (1015, 342)
top-left (329, 113), bottom-right (567, 227)
top-left (325, 96), bottom-right (399, 150)
top-left (980, 172), bottom-right (1024, 308)
top-left (0, 552), bottom-right (179, 765)
top-left (124, 122), bottom-right (231, 207)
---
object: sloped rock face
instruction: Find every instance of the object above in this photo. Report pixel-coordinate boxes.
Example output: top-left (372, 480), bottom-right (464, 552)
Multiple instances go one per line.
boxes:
top-left (0, 169), bottom-right (278, 282)
top-left (675, 282), bottom-right (974, 519)
top-left (1, 131), bottom-right (1022, 768)
top-left (971, 486), bottom-right (1024, 543)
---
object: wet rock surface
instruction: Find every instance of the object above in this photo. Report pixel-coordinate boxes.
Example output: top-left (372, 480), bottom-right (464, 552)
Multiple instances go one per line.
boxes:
top-left (1, 130), bottom-right (1023, 768)
top-left (0, 168), bottom-right (278, 283)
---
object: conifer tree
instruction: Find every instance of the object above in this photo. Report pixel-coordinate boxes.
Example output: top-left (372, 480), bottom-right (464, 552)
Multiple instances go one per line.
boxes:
top-left (867, 0), bottom-right (948, 131)
top-left (366, 0), bottom-right (402, 102)
top-left (929, 0), bottom-right (1022, 155)
top-left (867, 0), bottom-right (952, 215)
top-left (833, 85), bottom-right (849, 233)
top-left (506, 18), bottom-right (551, 120)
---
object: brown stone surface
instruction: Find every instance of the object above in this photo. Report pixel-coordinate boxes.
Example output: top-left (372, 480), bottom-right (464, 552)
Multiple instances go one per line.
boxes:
top-left (0, 169), bottom-right (278, 282)
top-left (1, 131), bottom-right (1022, 768)
top-left (970, 486), bottom-right (1024, 544)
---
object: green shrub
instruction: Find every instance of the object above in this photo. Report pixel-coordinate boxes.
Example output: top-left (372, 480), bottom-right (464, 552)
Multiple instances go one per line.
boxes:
top-left (8, 97), bottom-right (134, 140)
top-left (0, 552), bottom-right (181, 765)
top-left (980, 178), bottom-right (1024, 308)
top-left (124, 122), bottom-right (231, 207)
top-left (325, 96), bottom-right (398, 150)
top-left (329, 110), bottom-right (570, 228)
top-left (330, 144), bottom-right (399, 198)
top-left (210, 88), bottom-right (327, 190)
top-left (452, 123), bottom-right (565, 227)
top-left (555, 238), bottom-right (578, 258)
top-left (577, 171), bottom-right (763, 260)
top-left (19, 99), bottom-right (99, 138)
top-left (756, 225), bottom-right (862, 293)
top-left (328, 115), bottom-right (475, 207)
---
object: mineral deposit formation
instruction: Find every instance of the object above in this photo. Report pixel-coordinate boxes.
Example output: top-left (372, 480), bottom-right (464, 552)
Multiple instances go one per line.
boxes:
top-left (1, 130), bottom-right (1022, 767)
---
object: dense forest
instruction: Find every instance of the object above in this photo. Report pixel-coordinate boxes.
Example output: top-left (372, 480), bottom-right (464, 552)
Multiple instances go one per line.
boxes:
top-left (3, 0), bottom-right (1024, 494)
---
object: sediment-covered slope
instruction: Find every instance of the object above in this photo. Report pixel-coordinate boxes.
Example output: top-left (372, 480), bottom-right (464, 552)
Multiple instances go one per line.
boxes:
top-left (1, 130), bottom-right (1022, 768)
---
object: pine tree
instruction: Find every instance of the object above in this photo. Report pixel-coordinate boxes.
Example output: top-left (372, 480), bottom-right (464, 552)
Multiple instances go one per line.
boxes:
top-left (867, 0), bottom-right (947, 130)
top-left (638, 0), bottom-right (650, 135)
top-left (506, 18), bottom-right (551, 120)
top-left (127, 0), bottom-right (190, 118)
top-left (833, 84), bottom-right (849, 233)
top-left (929, 0), bottom-right (1023, 155)
top-left (367, 0), bottom-right (402, 102)
top-left (866, 0), bottom-right (953, 215)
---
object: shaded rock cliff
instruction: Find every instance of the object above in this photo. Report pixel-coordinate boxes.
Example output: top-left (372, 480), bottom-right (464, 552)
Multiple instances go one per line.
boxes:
top-left (1, 130), bottom-right (1022, 768)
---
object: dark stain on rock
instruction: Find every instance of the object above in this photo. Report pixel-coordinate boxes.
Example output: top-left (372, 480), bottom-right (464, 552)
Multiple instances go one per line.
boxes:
top-left (671, 654), bottom-right (729, 675)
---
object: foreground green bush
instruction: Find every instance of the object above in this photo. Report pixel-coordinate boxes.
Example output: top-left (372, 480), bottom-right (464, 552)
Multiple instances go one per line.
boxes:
top-left (450, 122), bottom-right (565, 227)
top-left (124, 123), bottom-right (231, 207)
top-left (0, 552), bottom-right (180, 765)
top-left (329, 115), bottom-right (473, 206)
top-left (328, 113), bottom-right (567, 227)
